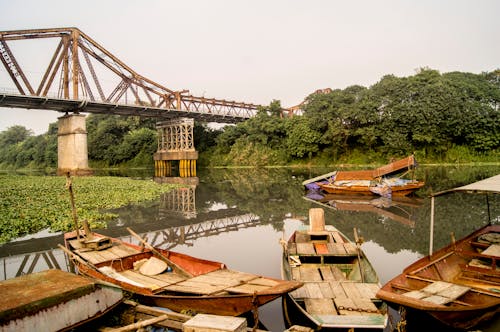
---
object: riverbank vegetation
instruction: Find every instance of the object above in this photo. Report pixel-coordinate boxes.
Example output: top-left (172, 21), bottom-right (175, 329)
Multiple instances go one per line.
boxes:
top-left (0, 68), bottom-right (498, 170)
top-left (0, 175), bottom-right (176, 243)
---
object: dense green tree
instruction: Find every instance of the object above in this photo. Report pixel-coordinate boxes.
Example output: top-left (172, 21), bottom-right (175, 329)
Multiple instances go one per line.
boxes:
top-left (284, 116), bottom-right (321, 158)
top-left (0, 125), bottom-right (33, 146)
top-left (115, 127), bottom-right (157, 164)
top-left (194, 123), bottom-right (223, 152)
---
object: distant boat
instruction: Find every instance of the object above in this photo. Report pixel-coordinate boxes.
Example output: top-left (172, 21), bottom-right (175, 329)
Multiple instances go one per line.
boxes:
top-left (376, 174), bottom-right (500, 329)
top-left (303, 155), bottom-right (424, 197)
top-left (62, 228), bottom-right (303, 317)
top-left (281, 208), bottom-right (388, 330)
top-left (0, 269), bottom-right (123, 331)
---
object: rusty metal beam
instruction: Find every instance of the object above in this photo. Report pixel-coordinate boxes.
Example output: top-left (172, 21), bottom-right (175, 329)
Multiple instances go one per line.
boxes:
top-left (0, 27), bottom-right (262, 118)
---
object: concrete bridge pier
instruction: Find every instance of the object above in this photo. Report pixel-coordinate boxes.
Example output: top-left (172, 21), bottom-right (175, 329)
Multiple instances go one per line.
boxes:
top-left (154, 118), bottom-right (198, 178)
top-left (57, 114), bottom-right (92, 176)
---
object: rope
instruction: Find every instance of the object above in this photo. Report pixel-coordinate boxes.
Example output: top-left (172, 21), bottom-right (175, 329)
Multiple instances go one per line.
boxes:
top-left (396, 306), bottom-right (407, 332)
top-left (251, 291), bottom-right (259, 331)
top-left (336, 306), bottom-right (380, 314)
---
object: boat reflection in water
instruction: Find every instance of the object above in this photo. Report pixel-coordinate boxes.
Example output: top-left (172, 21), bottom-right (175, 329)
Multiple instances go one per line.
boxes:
top-left (304, 192), bottom-right (423, 228)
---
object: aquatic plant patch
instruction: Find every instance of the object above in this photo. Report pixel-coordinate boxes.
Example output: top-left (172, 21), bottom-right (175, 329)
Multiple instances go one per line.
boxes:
top-left (0, 175), bottom-right (176, 243)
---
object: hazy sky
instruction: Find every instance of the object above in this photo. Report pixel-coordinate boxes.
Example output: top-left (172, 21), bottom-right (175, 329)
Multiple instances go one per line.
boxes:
top-left (1, 0), bottom-right (499, 134)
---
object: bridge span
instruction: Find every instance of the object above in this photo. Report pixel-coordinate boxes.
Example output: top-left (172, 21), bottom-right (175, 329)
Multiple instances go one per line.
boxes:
top-left (0, 27), bottom-right (266, 175)
top-left (0, 92), bottom-right (256, 123)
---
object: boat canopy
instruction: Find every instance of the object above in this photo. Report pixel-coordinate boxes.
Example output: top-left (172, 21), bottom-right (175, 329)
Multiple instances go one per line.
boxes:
top-left (431, 174), bottom-right (500, 197)
top-left (428, 173), bottom-right (499, 255)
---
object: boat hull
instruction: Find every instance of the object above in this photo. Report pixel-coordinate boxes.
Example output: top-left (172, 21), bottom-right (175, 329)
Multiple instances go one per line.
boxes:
top-left (318, 181), bottom-right (424, 197)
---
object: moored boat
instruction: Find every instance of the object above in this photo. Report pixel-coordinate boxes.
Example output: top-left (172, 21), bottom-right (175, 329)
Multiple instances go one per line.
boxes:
top-left (281, 208), bottom-right (388, 330)
top-left (303, 155), bottom-right (424, 197)
top-left (62, 228), bottom-right (303, 317)
top-left (0, 269), bottom-right (123, 332)
top-left (376, 174), bottom-right (500, 329)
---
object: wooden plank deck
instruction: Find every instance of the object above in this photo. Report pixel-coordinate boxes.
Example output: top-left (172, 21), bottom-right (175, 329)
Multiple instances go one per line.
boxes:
top-left (161, 269), bottom-right (274, 295)
top-left (305, 298), bottom-right (337, 315)
top-left (331, 232), bottom-right (344, 243)
top-left (296, 243), bottom-right (316, 255)
top-left (404, 281), bottom-right (470, 305)
top-left (70, 240), bottom-right (141, 265)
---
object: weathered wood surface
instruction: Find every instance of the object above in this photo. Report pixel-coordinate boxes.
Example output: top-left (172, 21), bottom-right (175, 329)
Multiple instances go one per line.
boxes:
top-left (305, 298), bottom-right (337, 315)
top-left (71, 239), bottom-right (140, 265)
top-left (404, 281), bottom-right (470, 305)
top-left (115, 268), bottom-right (278, 295)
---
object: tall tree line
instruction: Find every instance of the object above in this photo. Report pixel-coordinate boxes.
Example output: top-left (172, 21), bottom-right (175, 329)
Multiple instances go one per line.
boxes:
top-left (0, 68), bottom-right (498, 169)
top-left (210, 69), bottom-right (499, 165)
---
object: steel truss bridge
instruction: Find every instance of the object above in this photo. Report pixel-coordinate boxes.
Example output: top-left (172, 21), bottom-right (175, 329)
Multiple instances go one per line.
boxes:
top-left (0, 27), bottom-right (265, 123)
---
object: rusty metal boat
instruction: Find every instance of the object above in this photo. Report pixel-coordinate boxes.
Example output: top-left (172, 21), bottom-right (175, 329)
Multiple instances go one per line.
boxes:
top-left (376, 174), bottom-right (500, 329)
top-left (0, 269), bottom-right (123, 331)
top-left (62, 228), bottom-right (302, 317)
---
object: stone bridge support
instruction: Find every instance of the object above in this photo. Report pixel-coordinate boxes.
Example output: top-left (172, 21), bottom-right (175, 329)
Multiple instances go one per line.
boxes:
top-left (154, 118), bottom-right (198, 177)
top-left (57, 114), bottom-right (92, 175)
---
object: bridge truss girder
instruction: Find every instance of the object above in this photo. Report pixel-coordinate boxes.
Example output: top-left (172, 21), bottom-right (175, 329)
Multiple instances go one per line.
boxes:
top-left (0, 27), bottom-right (260, 119)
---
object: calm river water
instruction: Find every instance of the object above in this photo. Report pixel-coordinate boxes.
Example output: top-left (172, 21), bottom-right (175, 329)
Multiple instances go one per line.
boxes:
top-left (1, 165), bottom-right (499, 331)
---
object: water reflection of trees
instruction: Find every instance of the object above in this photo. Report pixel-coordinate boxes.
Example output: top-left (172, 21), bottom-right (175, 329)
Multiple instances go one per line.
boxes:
top-left (201, 166), bottom-right (499, 256)
top-left (199, 168), bottom-right (312, 232)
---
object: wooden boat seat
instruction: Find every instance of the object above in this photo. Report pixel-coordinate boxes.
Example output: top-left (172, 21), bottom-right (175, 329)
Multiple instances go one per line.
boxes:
top-left (291, 281), bottom-right (379, 301)
top-left (291, 266), bottom-right (347, 282)
top-left (305, 298), bottom-right (337, 315)
top-left (294, 242), bottom-right (357, 257)
top-left (403, 281), bottom-right (470, 305)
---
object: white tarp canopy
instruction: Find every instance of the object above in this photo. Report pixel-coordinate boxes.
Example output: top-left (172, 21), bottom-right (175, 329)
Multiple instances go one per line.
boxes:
top-left (431, 174), bottom-right (500, 197)
top-left (428, 173), bottom-right (499, 255)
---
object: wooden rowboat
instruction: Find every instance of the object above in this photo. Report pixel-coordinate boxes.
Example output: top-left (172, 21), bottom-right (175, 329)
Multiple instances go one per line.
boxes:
top-left (317, 179), bottom-right (424, 197)
top-left (281, 208), bottom-right (388, 330)
top-left (376, 174), bottom-right (500, 329)
top-left (62, 229), bottom-right (303, 317)
top-left (304, 155), bottom-right (424, 197)
top-left (0, 269), bottom-right (123, 331)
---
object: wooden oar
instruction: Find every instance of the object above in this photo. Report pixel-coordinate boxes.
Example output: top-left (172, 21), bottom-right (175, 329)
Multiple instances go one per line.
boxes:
top-left (126, 227), bottom-right (193, 278)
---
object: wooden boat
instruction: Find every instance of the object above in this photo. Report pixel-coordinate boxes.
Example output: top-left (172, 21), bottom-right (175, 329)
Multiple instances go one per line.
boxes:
top-left (0, 269), bottom-right (123, 331)
top-left (376, 174), bottom-right (500, 329)
top-left (62, 228), bottom-right (303, 317)
top-left (317, 179), bottom-right (424, 197)
top-left (303, 155), bottom-right (424, 197)
top-left (281, 208), bottom-right (388, 330)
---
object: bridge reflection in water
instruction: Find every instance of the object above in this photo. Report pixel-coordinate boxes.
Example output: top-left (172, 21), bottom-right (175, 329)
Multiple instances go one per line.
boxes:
top-left (0, 182), bottom-right (261, 281)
